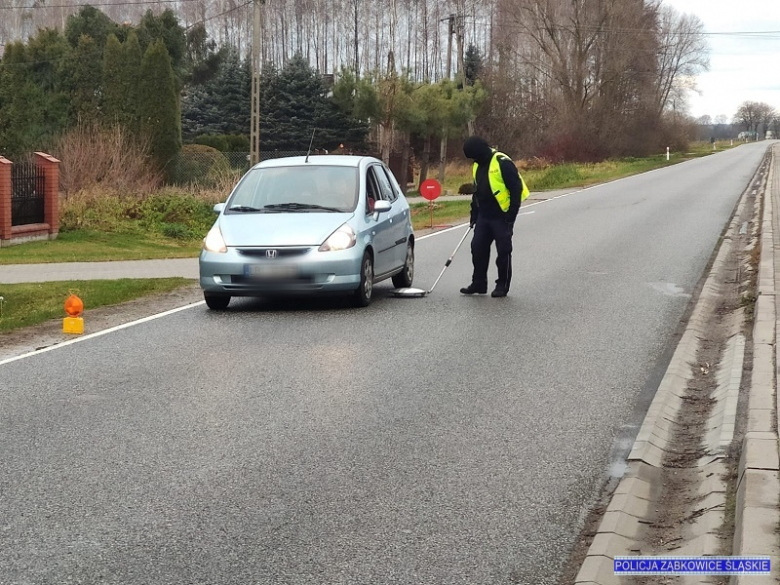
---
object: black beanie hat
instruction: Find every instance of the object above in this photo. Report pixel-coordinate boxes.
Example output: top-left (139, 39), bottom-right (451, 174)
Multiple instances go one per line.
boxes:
top-left (463, 136), bottom-right (493, 165)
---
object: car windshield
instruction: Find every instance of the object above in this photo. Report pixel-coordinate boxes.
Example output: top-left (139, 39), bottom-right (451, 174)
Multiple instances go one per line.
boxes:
top-left (226, 165), bottom-right (358, 213)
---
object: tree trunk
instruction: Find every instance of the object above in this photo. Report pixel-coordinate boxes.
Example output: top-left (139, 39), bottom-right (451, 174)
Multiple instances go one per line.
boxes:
top-left (400, 132), bottom-right (411, 194)
top-left (418, 135), bottom-right (431, 191)
top-left (380, 122), bottom-right (392, 164)
top-left (437, 136), bottom-right (446, 183)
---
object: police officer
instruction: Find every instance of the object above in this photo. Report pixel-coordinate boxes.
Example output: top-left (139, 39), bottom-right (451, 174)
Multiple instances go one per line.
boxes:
top-left (460, 136), bottom-right (528, 298)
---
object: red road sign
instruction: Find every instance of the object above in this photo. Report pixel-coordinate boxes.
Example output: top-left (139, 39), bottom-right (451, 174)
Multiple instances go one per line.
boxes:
top-left (420, 178), bottom-right (442, 201)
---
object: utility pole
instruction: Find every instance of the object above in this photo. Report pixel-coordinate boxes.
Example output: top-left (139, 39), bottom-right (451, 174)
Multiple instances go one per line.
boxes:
top-left (455, 13), bottom-right (475, 136)
top-left (250, 0), bottom-right (263, 166)
top-left (438, 13), bottom-right (455, 184)
top-left (455, 13), bottom-right (465, 84)
top-left (445, 13), bottom-right (454, 79)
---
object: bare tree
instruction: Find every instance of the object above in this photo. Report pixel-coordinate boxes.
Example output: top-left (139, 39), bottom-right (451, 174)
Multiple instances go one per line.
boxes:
top-left (653, 5), bottom-right (709, 117)
top-left (733, 101), bottom-right (776, 137)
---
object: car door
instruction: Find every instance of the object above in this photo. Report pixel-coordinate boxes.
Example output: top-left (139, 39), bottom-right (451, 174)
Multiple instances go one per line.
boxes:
top-left (371, 163), bottom-right (410, 270)
top-left (365, 166), bottom-right (395, 277)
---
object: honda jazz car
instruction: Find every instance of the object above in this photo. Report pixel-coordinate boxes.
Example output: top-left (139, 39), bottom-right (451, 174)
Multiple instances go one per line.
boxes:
top-left (199, 155), bottom-right (415, 309)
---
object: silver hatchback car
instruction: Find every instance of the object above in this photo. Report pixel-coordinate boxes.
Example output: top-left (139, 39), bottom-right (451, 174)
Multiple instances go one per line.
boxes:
top-left (199, 155), bottom-right (415, 309)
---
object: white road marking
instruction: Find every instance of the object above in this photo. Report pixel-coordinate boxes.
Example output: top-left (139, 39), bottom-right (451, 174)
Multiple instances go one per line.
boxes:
top-left (0, 302), bottom-right (204, 367)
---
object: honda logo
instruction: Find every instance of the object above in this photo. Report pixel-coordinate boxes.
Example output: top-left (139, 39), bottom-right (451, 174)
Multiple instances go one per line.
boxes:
top-left (266, 249), bottom-right (277, 259)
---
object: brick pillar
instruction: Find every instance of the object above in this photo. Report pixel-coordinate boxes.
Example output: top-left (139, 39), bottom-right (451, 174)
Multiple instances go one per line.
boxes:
top-left (0, 157), bottom-right (11, 244)
top-left (35, 152), bottom-right (60, 238)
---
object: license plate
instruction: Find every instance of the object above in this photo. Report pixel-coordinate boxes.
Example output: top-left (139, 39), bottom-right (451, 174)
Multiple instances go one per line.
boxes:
top-left (244, 264), bottom-right (299, 279)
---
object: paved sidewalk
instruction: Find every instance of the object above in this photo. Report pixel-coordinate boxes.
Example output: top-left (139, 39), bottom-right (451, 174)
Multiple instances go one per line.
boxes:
top-left (0, 258), bottom-right (199, 284)
top-left (0, 189), bottom-right (579, 285)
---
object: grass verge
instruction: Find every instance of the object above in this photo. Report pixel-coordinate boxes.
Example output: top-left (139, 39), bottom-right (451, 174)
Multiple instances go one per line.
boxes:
top-left (0, 231), bottom-right (201, 265)
top-left (0, 278), bottom-right (193, 333)
top-left (410, 201), bottom-right (471, 230)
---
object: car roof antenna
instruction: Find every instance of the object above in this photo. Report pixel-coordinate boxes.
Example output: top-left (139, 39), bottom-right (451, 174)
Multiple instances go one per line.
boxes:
top-left (305, 128), bottom-right (317, 163)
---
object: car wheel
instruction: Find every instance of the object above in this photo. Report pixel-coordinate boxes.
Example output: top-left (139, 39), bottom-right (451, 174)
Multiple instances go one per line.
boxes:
top-left (353, 251), bottom-right (374, 307)
top-left (204, 293), bottom-right (231, 310)
top-left (392, 243), bottom-right (414, 288)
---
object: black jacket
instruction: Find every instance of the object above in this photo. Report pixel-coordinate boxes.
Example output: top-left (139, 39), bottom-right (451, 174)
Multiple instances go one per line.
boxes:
top-left (463, 137), bottom-right (523, 225)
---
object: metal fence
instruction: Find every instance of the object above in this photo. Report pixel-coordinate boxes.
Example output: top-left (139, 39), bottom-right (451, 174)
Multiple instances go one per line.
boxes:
top-left (171, 151), bottom-right (310, 187)
top-left (11, 158), bottom-right (45, 226)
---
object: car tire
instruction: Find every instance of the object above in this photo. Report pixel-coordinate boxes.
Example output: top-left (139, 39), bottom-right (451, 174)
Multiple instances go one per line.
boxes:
top-left (204, 293), bottom-right (231, 310)
top-left (392, 243), bottom-right (414, 288)
top-left (353, 251), bottom-right (374, 307)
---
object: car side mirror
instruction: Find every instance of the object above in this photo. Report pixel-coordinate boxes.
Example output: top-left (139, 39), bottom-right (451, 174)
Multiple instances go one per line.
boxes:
top-left (213, 203), bottom-right (225, 215)
top-left (373, 200), bottom-right (392, 213)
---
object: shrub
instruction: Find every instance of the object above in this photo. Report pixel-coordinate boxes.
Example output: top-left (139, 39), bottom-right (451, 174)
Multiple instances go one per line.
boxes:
top-left (60, 187), bottom-right (216, 240)
top-left (172, 144), bottom-right (232, 186)
top-left (59, 188), bottom-right (130, 232)
top-left (54, 122), bottom-right (162, 197)
top-left (131, 190), bottom-right (216, 238)
top-left (458, 182), bottom-right (475, 194)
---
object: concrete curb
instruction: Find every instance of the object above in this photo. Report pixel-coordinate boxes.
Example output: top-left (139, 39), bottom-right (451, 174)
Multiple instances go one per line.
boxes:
top-left (626, 238), bottom-right (731, 468)
top-left (703, 334), bottom-right (744, 459)
top-left (575, 149), bottom-right (774, 585)
top-left (729, 144), bottom-right (780, 585)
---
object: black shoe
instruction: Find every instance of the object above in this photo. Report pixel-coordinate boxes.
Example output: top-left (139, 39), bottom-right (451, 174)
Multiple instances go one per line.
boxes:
top-left (491, 286), bottom-right (508, 298)
top-left (460, 284), bottom-right (487, 295)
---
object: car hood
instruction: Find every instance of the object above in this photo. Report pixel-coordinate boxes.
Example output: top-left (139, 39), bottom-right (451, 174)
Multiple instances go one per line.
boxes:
top-left (218, 212), bottom-right (355, 247)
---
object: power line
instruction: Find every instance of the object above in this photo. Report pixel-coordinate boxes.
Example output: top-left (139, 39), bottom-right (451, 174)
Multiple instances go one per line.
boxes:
top-left (184, 0), bottom-right (252, 31)
top-left (0, 0), bottom-right (199, 9)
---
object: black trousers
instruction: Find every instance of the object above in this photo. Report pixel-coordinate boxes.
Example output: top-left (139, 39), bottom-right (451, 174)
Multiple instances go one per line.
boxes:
top-left (471, 217), bottom-right (513, 291)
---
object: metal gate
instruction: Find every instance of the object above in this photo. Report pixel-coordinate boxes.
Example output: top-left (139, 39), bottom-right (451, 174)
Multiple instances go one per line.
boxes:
top-left (11, 160), bottom-right (45, 226)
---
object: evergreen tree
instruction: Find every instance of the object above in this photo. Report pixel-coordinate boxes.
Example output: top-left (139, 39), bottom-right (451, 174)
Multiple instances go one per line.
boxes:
top-left (64, 5), bottom-right (118, 52)
top-left (0, 33), bottom-right (71, 156)
top-left (137, 9), bottom-right (186, 83)
top-left (26, 28), bottom-right (71, 142)
top-left (259, 55), bottom-right (367, 151)
top-left (464, 44), bottom-right (483, 86)
top-left (122, 31), bottom-right (143, 131)
top-left (181, 49), bottom-right (250, 137)
top-left (0, 42), bottom-right (30, 155)
top-left (137, 39), bottom-right (181, 179)
top-left (185, 23), bottom-right (222, 86)
top-left (63, 34), bottom-right (103, 125)
top-left (102, 34), bottom-right (124, 123)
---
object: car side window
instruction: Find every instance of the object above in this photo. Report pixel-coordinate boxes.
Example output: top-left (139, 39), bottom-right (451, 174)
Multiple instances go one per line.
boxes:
top-left (365, 171), bottom-right (380, 214)
top-left (371, 165), bottom-right (397, 202)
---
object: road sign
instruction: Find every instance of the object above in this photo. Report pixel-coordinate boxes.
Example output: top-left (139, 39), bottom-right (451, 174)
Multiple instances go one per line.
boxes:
top-left (420, 178), bottom-right (442, 201)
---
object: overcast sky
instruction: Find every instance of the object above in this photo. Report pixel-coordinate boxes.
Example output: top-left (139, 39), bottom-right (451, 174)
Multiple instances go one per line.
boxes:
top-left (662, 0), bottom-right (780, 122)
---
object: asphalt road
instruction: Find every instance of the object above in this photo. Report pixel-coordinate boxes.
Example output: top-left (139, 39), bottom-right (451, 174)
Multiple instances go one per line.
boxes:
top-left (0, 143), bottom-right (772, 584)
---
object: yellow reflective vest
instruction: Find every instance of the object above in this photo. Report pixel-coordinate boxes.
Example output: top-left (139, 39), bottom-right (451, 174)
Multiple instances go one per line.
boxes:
top-left (472, 150), bottom-right (530, 211)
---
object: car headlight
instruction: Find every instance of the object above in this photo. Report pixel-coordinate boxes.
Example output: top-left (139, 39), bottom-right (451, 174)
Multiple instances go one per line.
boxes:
top-left (319, 223), bottom-right (356, 252)
top-left (203, 225), bottom-right (227, 253)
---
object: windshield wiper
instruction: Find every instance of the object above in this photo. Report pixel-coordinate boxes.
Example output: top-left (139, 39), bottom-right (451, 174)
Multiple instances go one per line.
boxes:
top-left (229, 205), bottom-right (263, 212)
top-left (263, 203), bottom-right (342, 212)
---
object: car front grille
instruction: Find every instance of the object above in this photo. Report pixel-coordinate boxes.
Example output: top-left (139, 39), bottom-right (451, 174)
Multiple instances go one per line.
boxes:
top-left (236, 247), bottom-right (311, 258)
